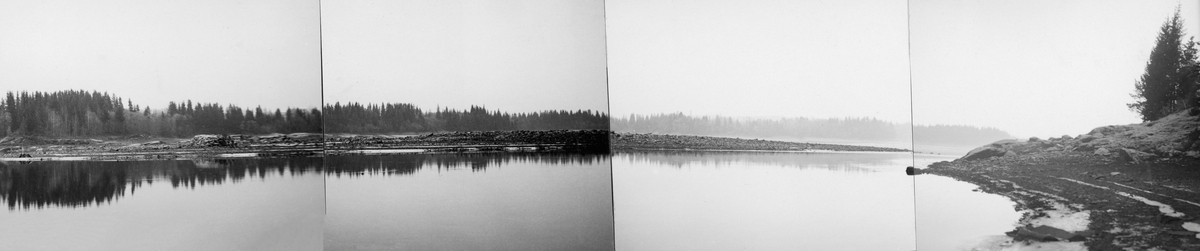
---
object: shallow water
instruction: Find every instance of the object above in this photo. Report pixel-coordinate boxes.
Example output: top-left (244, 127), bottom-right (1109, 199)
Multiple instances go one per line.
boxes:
top-left (613, 151), bottom-right (918, 251)
top-left (913, 154), bottom-right (1025, 251)
top-left (0, 158), bottom-right (325, 251)
top-left (323, 153), bottom-right (614, 251)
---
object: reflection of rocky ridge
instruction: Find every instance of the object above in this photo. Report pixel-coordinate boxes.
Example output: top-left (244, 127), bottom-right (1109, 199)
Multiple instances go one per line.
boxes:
top-left (324, 153), bottom-right (609, 177)
top-left (618, 150), bottom-right (909, 172)
top-left (0, 158), bottom-right (321, 210)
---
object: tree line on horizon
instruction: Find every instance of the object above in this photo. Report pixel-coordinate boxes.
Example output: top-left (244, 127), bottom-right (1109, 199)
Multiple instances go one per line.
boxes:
top-left (0, 90), bottom-right (322, 138)
top-left (1, 90), bottom-right (1011, 146)
top-left (323, 102), bottom-right (610, 133)
top-left (1130, 8), bottom-right (1200, 121)
top-left (612, 113), bottom-right (1012, 146)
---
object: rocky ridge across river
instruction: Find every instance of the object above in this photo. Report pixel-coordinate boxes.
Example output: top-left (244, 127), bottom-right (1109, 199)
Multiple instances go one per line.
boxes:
top-left (0, 133), bottom-right (323, 161)
top-left (924, 110), bottom-right (1200, 250)
top-left (324, 130), bottom-right (611, 154)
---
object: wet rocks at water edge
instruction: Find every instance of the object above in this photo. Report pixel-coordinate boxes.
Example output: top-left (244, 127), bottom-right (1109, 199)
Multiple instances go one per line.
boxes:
top-left (905, 166), bottom-right (925, 176)
top-left (923, 109), bottom-right (1200, 249)
top-left (1010, 225), bottom-right (1093, 242)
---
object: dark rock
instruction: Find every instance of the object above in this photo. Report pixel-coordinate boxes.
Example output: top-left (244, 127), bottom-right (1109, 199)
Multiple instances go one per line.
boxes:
top-left (1166, 231), bottom-right (1198, 236)
top-left (1074, 230), bottom-right (1095, 237)
top-left (1089, 125), bottom-right (1133, 136)
top-left (1012, 225), bottom-right (1088, 242)
top-left (1115, 148), bottom-right (1147, 164)
top-left (1067, 234), bottom-right (1087, 242)
top-left (1011, 227), bottom-right (1061, 242)
top-left (962, 140), bottom-right (1020, 160)
top-left (1159, 214), bottom-right (1184, 224)
top-left (18, 153), bottom-right (32, 158)
top-left (963, 147), bottom-right (1007, 160)
top-left (1037, 141), bottom-right (1056, 148)
top-left (1030, 226), bottom-right (1079, 240)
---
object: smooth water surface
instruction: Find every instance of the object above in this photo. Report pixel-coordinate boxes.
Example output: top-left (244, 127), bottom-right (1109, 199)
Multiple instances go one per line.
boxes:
top-left (913, 154), bottom-right (1023, 251)
top-left (613, 151), bottom-right (917, 251)
top-left (0, 158), bottom-right (325, 251)
top-left (324, 153), bottom-right (614, 251)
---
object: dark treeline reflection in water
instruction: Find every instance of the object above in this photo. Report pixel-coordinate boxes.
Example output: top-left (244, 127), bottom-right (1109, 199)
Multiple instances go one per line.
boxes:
top-left (0, 158), bottom-right (322, 210)
top-left (619, 150), bottom-right (911, 173)
top-left (324, 152), bottom-right (610, 177)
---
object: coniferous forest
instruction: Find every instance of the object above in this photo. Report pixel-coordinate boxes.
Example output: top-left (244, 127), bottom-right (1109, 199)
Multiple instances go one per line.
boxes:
top-left (1, 90), bottom-right (1008, 147)
top-left (0, 90), bottom-right (322, 138)
top-left (1129, 9), bottom-right (1200, 121)
top-left (323, 102), bottom-right (609, 133)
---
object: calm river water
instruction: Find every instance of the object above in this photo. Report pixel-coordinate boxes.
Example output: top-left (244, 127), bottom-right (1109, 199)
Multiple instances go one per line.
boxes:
top-left (613, 151), bottom-right (919, 251)
top-left (0, 158), bottom-right (325, 251)
top-left (1, 153), bottom-right (1018, 251)
top-left (323, 153), bottom-right (614, 251)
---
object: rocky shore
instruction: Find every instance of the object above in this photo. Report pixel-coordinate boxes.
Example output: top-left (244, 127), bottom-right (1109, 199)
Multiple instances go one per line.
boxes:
top-left (324, 130), bottom-right (611, 154)
top-left (611, 133), bottom-right (909, 152)
top-left (1, 129), bottom-right (905, 159)
top-left (923, 111), bottom-right (1200, 250)
top-left (0, 133), bottom-right (323, 161)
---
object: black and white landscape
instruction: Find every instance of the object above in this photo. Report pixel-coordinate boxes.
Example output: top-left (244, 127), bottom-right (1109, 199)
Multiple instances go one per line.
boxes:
top-left (0, 0), bottom-right (325, 250)
top-left (320, 0), bottom-right (614, 250)
top-left (605, 0), bottom-right (923, 250)
top-left (6, 0), bottom-right (1200, 250)
top-left (911, 1), bottom-right (1200, 250)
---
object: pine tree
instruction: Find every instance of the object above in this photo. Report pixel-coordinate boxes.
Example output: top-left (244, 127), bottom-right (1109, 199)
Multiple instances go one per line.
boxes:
top-left (5, 92), bottom-right (17, 134)
top-left (1130, 7), bottom-right (1197, 121)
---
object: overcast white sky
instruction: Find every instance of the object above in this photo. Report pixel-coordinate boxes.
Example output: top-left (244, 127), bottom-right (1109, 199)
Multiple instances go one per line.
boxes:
top-left (321, 0), bottom-right (609, 114)
top-left (0, 0), bottom-right (322, 111)
top-left (606, 0), bottom-right (913, 123)
top-left (6, 0), bottom-right (1194, 138)
top-left (912, 0), bottom-right (1200, 138)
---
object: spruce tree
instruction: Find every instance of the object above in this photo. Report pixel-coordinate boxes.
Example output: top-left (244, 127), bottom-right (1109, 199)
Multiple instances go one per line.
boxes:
top-left (1130, 7), bottom-right (1197, 121)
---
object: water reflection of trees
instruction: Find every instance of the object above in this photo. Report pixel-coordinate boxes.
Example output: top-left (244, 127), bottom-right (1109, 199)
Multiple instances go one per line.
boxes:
top-left (0, 158), bottom-right (321, 210)
top-left (618, 150), bottom-right (911, 172)
top-left (324, 153), bottom-right (609, 177)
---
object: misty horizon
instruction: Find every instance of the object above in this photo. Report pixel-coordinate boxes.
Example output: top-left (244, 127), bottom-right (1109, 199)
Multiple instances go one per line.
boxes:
top-left (2, 89), bottom-right (323, 112)
top-left (0, 0), bottom-right (322, 111)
